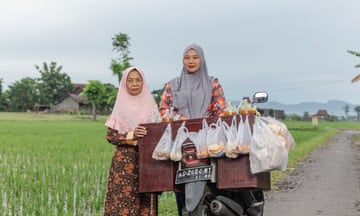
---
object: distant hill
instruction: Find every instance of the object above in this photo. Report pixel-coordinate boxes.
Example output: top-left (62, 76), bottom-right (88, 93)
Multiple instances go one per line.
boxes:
top-left (230, 100), bottom-right (357, 117)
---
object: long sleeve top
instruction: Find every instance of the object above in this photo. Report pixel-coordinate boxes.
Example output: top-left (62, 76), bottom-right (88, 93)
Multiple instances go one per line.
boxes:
top-left (159, 78), bottom-right (226, 118)
top-left (106, 128), bottom-right (137, 146)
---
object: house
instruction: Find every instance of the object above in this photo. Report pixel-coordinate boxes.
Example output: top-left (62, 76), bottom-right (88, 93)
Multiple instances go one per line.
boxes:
top-left (72, 83), bottom-right (86, 94)
top-left (313, 109), bottom-right (329, 119)
top-left (53, 83), bottom-right (87, 113)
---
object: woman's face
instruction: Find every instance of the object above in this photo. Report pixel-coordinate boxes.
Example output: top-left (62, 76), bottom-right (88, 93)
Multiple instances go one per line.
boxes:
top-left (183, 49), bottom-right (201, 73)
top-left (126, 70), bottom-right (143, 96)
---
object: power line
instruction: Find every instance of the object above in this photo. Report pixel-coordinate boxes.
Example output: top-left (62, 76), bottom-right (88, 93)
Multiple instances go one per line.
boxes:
top-left (225, 78), bottom-right (350, 92)
top-left (268, 79), bottom-right (349, 92)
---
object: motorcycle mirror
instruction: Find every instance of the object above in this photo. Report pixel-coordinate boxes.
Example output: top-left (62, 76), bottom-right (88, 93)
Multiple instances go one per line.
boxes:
top-left (252, 91), bottom-right (268, 103)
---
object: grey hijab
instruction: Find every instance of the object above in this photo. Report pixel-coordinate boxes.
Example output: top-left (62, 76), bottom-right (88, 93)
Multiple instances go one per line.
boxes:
top-left (170, 44), bottom-right (214, 118)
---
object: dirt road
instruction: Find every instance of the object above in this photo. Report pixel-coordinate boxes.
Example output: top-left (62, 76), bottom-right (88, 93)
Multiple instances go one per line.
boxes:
top-left (264, 129), bottom-right (360, 216)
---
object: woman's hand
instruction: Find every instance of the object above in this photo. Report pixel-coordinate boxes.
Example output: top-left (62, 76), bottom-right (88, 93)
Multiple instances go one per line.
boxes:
top-left (134, 126), bottom-right (147, 138)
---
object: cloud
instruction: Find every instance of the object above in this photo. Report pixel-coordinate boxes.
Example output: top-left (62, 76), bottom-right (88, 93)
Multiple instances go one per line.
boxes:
top-left (1, 0), bottom-right (360, 104)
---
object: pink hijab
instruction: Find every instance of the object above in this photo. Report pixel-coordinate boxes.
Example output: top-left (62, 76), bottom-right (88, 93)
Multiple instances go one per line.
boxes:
top-left (105, 66), bottom-right (159, 133)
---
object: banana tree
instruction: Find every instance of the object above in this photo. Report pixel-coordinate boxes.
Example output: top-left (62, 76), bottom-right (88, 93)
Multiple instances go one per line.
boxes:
top-left (348, 50), bottom-right (360, 83)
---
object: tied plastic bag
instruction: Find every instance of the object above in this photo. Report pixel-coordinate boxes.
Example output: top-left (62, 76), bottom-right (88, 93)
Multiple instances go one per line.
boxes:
top-left (149, 110), bottom-right (162, 123)
top-left (206, 118), bottom-right (225, 157)
top-left (152, 123), bottom-right (172, 160)
top-left (233, 115), bottom-right (251, 154)
top-left (193, 119), bottom-right (209, 159)
top-left (249, 117), bottom-right (288, 174)
top-left (260, 116), bottom-right (295, 151)
top-left (222, 116), bottom-right (239, 158)
top-left (170, 121), bottom-right (189, 161)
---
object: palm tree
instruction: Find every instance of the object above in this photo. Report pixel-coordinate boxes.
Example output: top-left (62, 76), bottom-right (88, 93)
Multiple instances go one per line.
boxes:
top-left (354, 106), bottom-right (360, 121)
top-left (348, 50), bottom-right (360, 83)
top-left (35, 61), bottom-right (63, 74)
top-left (35, 62), bottom-right (73, 108)
top-left (342, 104), bottom-right (350, 120)
top-left (347, 50), bottom-right (360, 65)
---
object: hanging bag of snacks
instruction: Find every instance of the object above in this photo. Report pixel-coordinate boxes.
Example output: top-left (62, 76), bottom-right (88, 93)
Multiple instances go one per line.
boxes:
top-left (206, 118), bottom-right (226, 158)
top-left (233, 115), bottom-right (251, 154)
top-left (152, 123), bottom-right (172, 160)
top-left (222, 115), bottom-right (239, 158)
top-left (249, 117), bottom-right (288, 174)
top-left (170, 121), bottom-right (189, 161)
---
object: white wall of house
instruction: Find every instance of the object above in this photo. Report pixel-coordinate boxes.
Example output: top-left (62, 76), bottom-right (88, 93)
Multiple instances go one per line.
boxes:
top-left (54, 97), bottom-right (79, 112)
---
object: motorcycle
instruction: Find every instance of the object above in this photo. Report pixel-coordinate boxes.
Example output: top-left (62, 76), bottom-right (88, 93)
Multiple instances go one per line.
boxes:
top-left (175, 91), bottom-right (269, 216)
top-left (137, 91), bottom-right (270, 216)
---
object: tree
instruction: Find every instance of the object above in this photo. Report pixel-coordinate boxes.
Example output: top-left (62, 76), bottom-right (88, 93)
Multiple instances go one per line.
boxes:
top-left (0, 78), bottom-right (5, 111)
top-left (6, 77), bottom-right (39, 111)
top-left (110, 33), bottom-right (133, 83)
top-left (348, 50), bottom-right (360, 84)
top-left (0, 78), bottom-right (2, 96)
top-left (94, 83), bottom-right (117, 113)
top-left (354, 106), bottom-right (360, 121)
top-left (347, 50), bottom-right (360, 68)
top-left (81, 80), bottom-right (105, 120)
top-left (151, 85), bottom-right (166, 105)
top-left (302, 111), bottom-right (310, 120)
top-left (35, 62), bottom-right (73, 108)
top-left (102, 83), bottom-right (117, 111)
top-left (342, 104), bottom-right (350, 119)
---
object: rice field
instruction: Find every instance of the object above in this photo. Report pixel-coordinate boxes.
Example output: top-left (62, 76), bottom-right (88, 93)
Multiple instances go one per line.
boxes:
top-left (0, 115), bottom-right (112, 215)
top-left (1, 112), bottom-right (358, 215)
top-left (0, 112), bottom-right (178, 216)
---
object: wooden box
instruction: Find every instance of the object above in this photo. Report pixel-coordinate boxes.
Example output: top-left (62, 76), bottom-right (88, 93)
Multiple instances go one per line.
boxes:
top-left (138, 121), bottom-right (175, 193)
top-left (138, 115), bottom-right (270, 193)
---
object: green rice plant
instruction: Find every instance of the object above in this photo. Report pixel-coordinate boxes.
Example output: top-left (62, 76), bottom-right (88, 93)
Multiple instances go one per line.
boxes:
top-left (0, 119), bottom-right (113, 215)
top-left (1, 113), bottom-right (358, 215)
top-left (158, 192), bottom-right (177, 215)
top-left (0, 113), bottom-right (178, 215)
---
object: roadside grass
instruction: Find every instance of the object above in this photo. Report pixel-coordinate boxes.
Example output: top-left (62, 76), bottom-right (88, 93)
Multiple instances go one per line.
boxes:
top-left (0, 112), bottom-right (359, 215)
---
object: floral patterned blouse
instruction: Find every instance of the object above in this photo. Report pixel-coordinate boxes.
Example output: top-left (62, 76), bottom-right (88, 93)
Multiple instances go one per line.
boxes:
top-left (104, 128), bottom-right (157, 216)
top-left (159, 78), bottom-right (226, 118)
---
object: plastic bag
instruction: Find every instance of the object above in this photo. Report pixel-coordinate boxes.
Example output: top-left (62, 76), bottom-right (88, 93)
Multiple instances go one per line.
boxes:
top-left (206, 118), bottom-right (225, 157)
top-left (161, 107), bottom-right (175, 122)
top-left (192, 119), bottom-right (209, 159)
top-left (170, 121), bottom-right (189, 161)
top-left (152, 123), bottom-right (172, 160)
top-left (233, 115), bottom-right (251, 154)
top-left (249, 117), bottom-right (288, 174)
top-left (222, 116), bottom-right (239, 158)
top-left (149, 110), bottom-right (162, 123)
top-left (260, 116), bottom-right (295, 151)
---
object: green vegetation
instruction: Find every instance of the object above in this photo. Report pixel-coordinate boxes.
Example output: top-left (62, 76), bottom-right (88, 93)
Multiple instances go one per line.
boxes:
top-left (0, 114), bottom-right (111, 215)
top-left (0, 112), bottom-right (358, 215)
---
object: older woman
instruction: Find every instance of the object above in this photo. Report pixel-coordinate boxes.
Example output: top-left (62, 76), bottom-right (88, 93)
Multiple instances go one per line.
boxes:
top-left (104, 66), bottom-right (160, 216)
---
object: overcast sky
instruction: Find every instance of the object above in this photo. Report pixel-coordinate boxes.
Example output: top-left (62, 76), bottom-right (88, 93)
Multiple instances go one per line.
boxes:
top-left (1, 0), bottom-right (360, 105)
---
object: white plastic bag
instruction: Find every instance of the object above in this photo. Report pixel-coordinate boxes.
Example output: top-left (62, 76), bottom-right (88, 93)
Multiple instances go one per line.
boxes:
top-left (193, 119), bottom-right (209, 159)
top-left (233, 115), bottom-right (251, 154)
top-left (260, 116), bottom-right (295, 151)
top-left (170, 121), bottom-right (189, 161)
top-left (206, 118), bottom-right (225, 157)
top-left (222, 116), bottom-right (239, 158)
top-left (152, 123), bottom-right (172, 160)
top-left (249, 117), bottom-right (288, 174)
